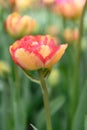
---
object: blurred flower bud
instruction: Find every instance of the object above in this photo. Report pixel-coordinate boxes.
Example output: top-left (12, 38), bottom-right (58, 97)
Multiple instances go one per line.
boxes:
top-left (73, 28), bottom-right (79, 41)
top-left (0, 61), bottom-right (10, 77)
top-left (55, 0), bottom-right (86, 19)
top-left (46, 25), bottom-right (59, 36)
top-left (63, 28), bottom-right (73, 42)
top-left (5, 12), bottom-right (37, 38)
top-left (63, 28), bottom-right (79, 43)
top-left (10, 0), bottom-right (32, 11)
top-left (48, 68), bottom-right (60, 87)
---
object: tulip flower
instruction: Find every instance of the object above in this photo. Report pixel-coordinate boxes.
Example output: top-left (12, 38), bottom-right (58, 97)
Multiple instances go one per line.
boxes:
top-left (63, 28), bottom-right (79, 42)
top-left (5, 12), bottom-right (36, 38)
top-left (55, 0), bottom-right (86, 19)
top-left (9, 35), bottom-right (68, 70)
top-left (10, 0), bottom-right (32, 11)
top-left (9, 35), bottom-right (68, 130)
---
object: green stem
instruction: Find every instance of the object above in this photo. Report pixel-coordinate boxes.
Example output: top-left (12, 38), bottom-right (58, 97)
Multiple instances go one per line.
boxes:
top-left (13, 63), bottom-right (20, 100)
top-left (71, 0), bottom-right (87, 122)
top-left (77, 0), bottom-right (87, 60)
top-left (62, 16), bottom-right (66, 29)
top-left (38, 70), bottom-right (52, 130)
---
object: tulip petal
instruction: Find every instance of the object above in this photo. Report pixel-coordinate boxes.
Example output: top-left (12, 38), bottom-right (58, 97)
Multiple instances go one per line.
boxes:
top-left (39, 45), bottom-right (51, 58)
top-left (45, 44), bottom-right (68, 68)
top-left (15, 48), bottom-right (44, 70)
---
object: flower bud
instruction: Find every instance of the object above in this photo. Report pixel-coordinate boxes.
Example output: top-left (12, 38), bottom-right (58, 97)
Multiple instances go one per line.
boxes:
top-left (55, 0), bottom-right (86, 19)
top-left (10, 0), bottom-right (32, 11)
top-left (0, 61), bottom-right (10, 77)
top-left (48, 68), bottom-right (60, 87)
top-left (5, 12), bottom-right (37, 38)
top-left (9, 35), bottom-right (68, 70)
top-left (63, 28), bottom-right (73, 42)
top-left (63, 28), bottom-right (79, 42)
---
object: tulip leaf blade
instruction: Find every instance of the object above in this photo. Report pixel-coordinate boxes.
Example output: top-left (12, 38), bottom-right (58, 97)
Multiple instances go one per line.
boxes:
top-left (36, 95), bottom-right (65, 129)
top-left (71, 80), bottom-right (87, 130)
top-left (84, 115), bottom-right (87, 130)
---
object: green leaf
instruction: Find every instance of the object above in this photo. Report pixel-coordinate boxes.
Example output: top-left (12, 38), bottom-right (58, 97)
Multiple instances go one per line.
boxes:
top-left (84, 115), bottom-right (87, 130)
top-left (36, 95), bottom-right (65, 129)
top-left (71, 80), bottom-right (87, 130)
top-left (30, 124), bottom-right (38, 130)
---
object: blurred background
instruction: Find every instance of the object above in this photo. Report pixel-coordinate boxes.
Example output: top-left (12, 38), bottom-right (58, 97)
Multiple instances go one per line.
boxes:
top-left (0, 0), bottom-right (87, 130)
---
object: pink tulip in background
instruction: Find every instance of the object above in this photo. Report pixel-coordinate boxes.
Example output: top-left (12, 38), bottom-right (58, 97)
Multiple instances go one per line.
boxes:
top-left (55, 0), bottom-right (86, 18)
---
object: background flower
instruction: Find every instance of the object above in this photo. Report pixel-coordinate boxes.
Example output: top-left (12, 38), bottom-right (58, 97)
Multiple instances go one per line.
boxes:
top-left (5, 12), bottom-right (37, 38)
top-left (55, 0), bottom-right (86, 19)
top-left (10, 0), bottom-right (32, 11)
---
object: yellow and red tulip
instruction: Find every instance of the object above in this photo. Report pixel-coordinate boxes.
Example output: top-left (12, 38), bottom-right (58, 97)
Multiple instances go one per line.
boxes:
top-left (9, 35), bottom-right (68, 70)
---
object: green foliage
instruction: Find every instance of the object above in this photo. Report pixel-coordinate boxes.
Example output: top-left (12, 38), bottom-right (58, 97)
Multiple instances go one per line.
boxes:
top-left (36, 96), bottom-right (65, 129)
top-left (85, 115), bottom-right (87, 130)
top-left (71, 80), bottom-right (87, 130)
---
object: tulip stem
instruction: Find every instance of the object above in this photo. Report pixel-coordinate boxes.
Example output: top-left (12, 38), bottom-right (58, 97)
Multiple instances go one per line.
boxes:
top-left (38, 70), bottom-right (52, 130)
top-left (12, 63), bottom-right (21, 100)
top-left (71, 0), bottom-right (87, 122)
top-left (77, 0), bottom-right (87, 58)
